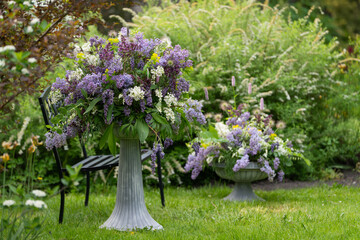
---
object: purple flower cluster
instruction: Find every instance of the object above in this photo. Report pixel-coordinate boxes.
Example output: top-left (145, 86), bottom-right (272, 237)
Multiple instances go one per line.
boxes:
top-left (260, 160), bottom-right (276, 182)
top-left (164, 138), bottom-right (173, 149)
top-left (184, 99), bottom-right (206, 125)
top-left (150, 143), bottom-right (165, 174)
top-left (233, 154), bottom-right (250, 171)
top-left (45, 131), bottom-right (67, 151)
top-left (184, 146), bottom-right (217, 180)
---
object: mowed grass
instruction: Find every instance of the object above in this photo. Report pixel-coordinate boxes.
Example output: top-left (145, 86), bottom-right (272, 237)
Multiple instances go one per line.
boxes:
top-left (38, 184), bottom-right (360, 240)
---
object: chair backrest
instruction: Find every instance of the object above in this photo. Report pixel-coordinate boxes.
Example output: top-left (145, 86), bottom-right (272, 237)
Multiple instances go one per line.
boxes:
top-left (38, 86), bottom-right (88, 173)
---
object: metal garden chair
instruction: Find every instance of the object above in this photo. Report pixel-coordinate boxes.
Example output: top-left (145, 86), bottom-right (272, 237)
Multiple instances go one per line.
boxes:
top-left (38, 86), bottom-right (165, 224)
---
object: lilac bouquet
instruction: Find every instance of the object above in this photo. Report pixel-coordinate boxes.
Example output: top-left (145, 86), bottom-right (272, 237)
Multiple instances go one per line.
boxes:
top-left (45, 28), bottom-right (205, 165)
top-left (184, 105), bottom-right (309, 181)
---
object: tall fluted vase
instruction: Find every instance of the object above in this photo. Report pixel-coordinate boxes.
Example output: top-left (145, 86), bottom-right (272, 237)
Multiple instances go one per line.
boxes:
top-left (100, 136), bottom-right (163, 231)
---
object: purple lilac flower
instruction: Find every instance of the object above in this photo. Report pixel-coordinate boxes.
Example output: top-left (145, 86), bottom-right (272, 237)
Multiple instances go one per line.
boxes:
top-left (122, 89), bottom-right (133, 106)
top-left (102, 89), bottom-right (114, 124)
top-left (150, 143), bottom-right (165, 174)
top-left (265, 127), bottom-right (274, 135)
top-left (273, 157), bottom-right (280, 170)
top-left (164, 138), bottom-right (173, 149)
top-left (52, 78), bottom-right (70, 94)
top-left (277, 170), bottom-right (285, 182)
top-left (145, 113), bottom-right (152, 124)
top-left (105, 57), bottom-right (123, 75)
top-left (286, 141), bottom-right (293, 148)
top-left (260, 160), bottom-right (276, 182)
top-left (145, 90), bottom-right (153, 106)
top-left (45, 131), bottom-right (67, 150)
top-left (271, 143), bottom-right (279, 152)
top-left (120, 27), bottom-right (128, 37)
top-left (65, 116), bottom-right (81, 138)
top-left (231, 76), bottom-right (235, 87)
top-left (233, 154), bottom-right (250, 171)
top-left (226, 128), bottom-right (243, 147)
top-left (76, 73), bottom-right (103, 96)
top-left (174, 77), bottom-right (190, 99)
top-left (184, 146), bottom-right (216, 180)
top-left (183, 99), bottom-right (206, 125)
top-left (140, 100), bottom-right (146, 112)
top-left (124, 106), bottom-right (131, 116)
top-left (192, 142), bottom-right (200, 156)
top-left (89, 36), bottom-right (106, 48)
top-left (99, 43), bottom-right (114, 62)
top-left (248, 127), bottom-right (262, 155)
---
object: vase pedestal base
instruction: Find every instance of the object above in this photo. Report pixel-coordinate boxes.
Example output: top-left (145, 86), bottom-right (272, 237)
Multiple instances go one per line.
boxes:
top-left (224, 182), bottom-right (264, 202)
top-left (100, 137), bottom-right (162, 231)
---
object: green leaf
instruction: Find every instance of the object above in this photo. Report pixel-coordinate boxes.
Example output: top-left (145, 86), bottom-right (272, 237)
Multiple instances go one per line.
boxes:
top-left (80, 88), bottom-right (88, 98)
top-left (108, 125), bottom-right (117, 155)
top-left (135, 119), bottom-right (149, 142)
top-left (100, 124), bottom-right (113, 149)
top-left (84, 97), bottom-right (101, 114)
top-left (58, 107), bottom-right (67, 116)
top-left (107, 104), bottom-right (114, 123)
top-left (152, 113), bottom-right (168, 125)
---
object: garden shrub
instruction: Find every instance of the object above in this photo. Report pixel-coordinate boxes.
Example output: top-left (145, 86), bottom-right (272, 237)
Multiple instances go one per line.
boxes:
top-left (126, 0), bottom-right (360, 179)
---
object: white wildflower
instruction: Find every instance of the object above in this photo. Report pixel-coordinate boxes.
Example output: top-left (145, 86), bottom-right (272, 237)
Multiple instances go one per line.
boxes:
top-left (128, 86), bottom-right (145, 101)
top-left (8, 1), bottom-right (16, 6)
top-left (32, 189), bottom-right (46, 197)
top-left (3, 200), bottom-right (16, 207)
top-left (21, 68), bottom-right (30, 74)
top-left (275, 145), bottom-right (288, 156)
top-left (164, 93), bottom-right (177, 107)
top-left (68, 68), bottom-right (83, 81)
top-left (28, 57), bottom-right (37, 63)
top-left (0, 15), bottom-right (3, 20)
top-left (33, 200), bottom-right (47, 209)
top-left (164, 107), bottom-right (175, 124)
top-left (23, 1), bottom-right (31, 7)
top-left (30, 17), bottom-right (40, 25)
top-left (0, 59), bottom-right (5, 67)
top-left (17, 117), bottom-right (30, 144)
top-left (155, 88), bottom-right (163, 100)
top-left (206, 156), bottom-right (214, 164)
top-left (25, 26), bottom-right (33, 33)
top-left (0, 45), bottom-right (16, 53)
top-left (81, 42), bottom-right (91, 52)
top-left (73, 44), bottom-right (81, 55)
top-left (215, 122), bottom-right (230, 138)
top-left (25, 199), bottom-right (35, 206)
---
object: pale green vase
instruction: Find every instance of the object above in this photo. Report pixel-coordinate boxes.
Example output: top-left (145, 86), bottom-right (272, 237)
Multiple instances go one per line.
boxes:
top-left (100, 136), bottom-right (163, 231)
top-left (214, 162), bottom-right (267, 201)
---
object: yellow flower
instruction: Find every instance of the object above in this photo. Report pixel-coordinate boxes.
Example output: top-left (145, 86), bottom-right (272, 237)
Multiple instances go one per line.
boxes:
top-left (76, 52), bottom-right (85, 59)
top-left (105, 69), bottom-right (109, 73)
top-left (201, 143), bottom-right (210, 149)
top-left (108, 38), bottom-right (119, 44)
top-left (31, 136), bottom-right (43, 146)
top-left (130, 232), bottom-right (135, 235)
top-left (2, 141), bottom-right (13, 150)
top-left (37, 177), bottom-right (43, 181)
top-left (28, 144), bottom-right (36, 154)
top-left (270, 133), bottom-right (277, 140)
top-left (232, 125), bottom-right (240, 129)
top-left (150, 53), bottom-right (160, 63)
top-left (1, 153), bottom-right (10, 163)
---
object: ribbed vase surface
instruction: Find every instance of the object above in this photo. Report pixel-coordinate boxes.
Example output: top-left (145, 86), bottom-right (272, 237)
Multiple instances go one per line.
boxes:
top-left (100, 137), bottom-right (163, 231)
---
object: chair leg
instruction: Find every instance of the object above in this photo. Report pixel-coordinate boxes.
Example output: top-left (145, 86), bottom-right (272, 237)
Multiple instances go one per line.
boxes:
top-left (156, 152), bottom-right (165, 207)
top-left (59, 184), bottom-right (65, 224)
top-left (85, 172), bottom-right (90, 207)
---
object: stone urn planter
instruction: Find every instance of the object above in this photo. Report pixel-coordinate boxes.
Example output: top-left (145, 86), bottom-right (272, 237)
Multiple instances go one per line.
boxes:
top-left (100, 135), bottom-right (163, 231)
top-left (214, 162), bottom-right (267, 201)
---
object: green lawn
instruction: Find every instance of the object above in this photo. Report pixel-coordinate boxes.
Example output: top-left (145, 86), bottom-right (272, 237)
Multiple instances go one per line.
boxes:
top-left (38, 184), bottom-right (360, 240)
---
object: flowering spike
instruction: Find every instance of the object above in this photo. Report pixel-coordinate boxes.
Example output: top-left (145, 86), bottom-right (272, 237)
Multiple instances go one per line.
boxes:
top-left (204, 87), bottom-right (209, 100)
top-left (231, 76), bottom-right (235, 87)
top-left (248, 83), bottom-right (252, 95)
top-left (260, 98), bottom-right (264, 110)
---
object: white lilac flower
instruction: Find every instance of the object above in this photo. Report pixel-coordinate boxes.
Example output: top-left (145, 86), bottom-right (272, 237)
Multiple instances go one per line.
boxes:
top-left (25, 26), bottom-right (33, 33)
top-left (128, 86), bottom-right (145, 101)
top-left (68, 68), bottom-right (83, 81)
top-left (0, 59), bottom-right (5, 68)
top-left (30, 17), bottom-right (40, 25)
top-left (275, 145), bottom-right (288, 156)
top-left (155, 88), bottom-right (163, 100)
top-left (164, 93), bottom-right (177, 107)
top-left (81, 42), bottom-right (91, 52)
top-left (215, 122), bottom-right (230, 138)
top-left (3, 200), bottom-right (16, 207)
top-left (33, 200), bottom-right (47, 209)
top-left (87, 54), bottom-right (100, 66)
top-left (28, 57), bottom-right (37, 63)
top-left (164, 107), bottom-right (175, 124)
top-left (32, 189), bottom-right (46, 197)
top-left (151, 66), bottom-right (164, 80)
top-left (21, 68), bottom-right (30, 74)
top-left (73, 44), bottom-right (81, 55)
top-left (0, 45), bottom-right (16, 53)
